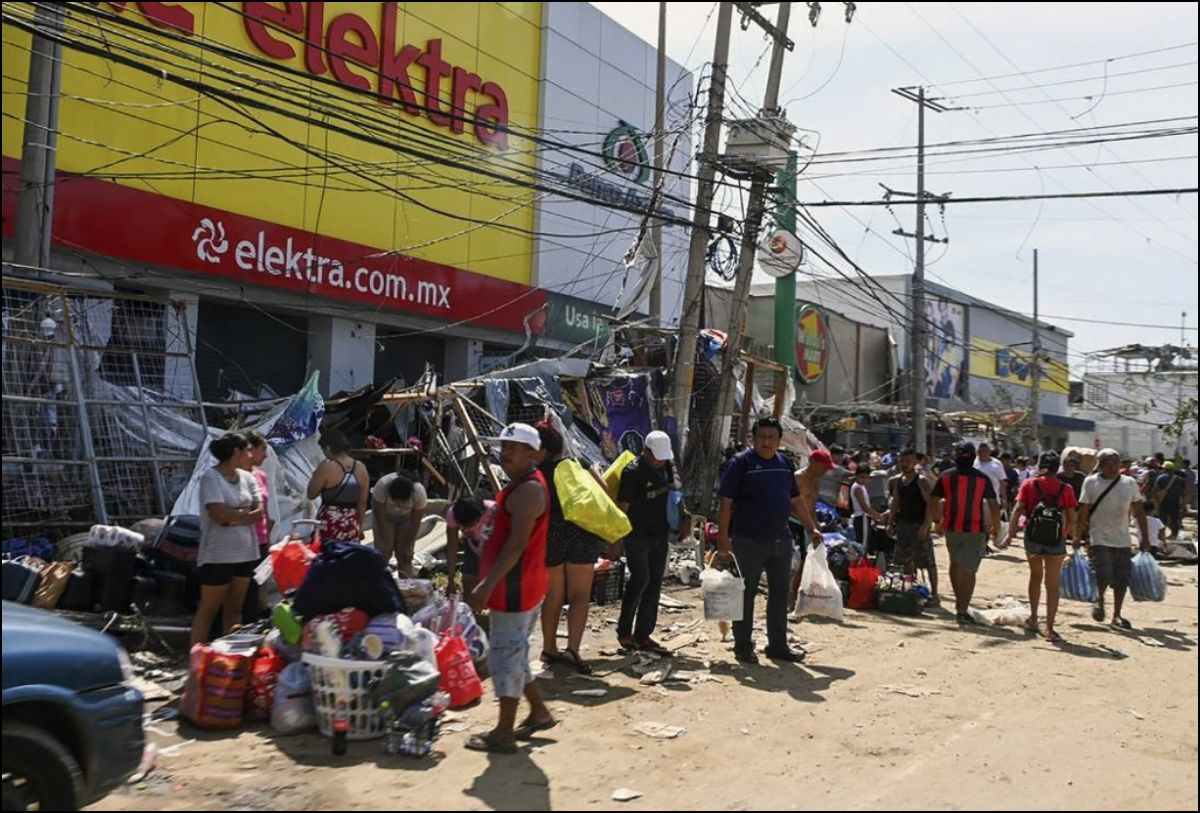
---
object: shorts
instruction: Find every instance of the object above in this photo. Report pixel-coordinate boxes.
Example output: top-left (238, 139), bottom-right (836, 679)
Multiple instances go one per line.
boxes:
top-left (1024, 537), bottom-right (1067, 557)
top-left (1091, 545), bottom-right (1132, 591)
top-left (198, 560), bottom-right (257, 586)
top-left (945, 532), bottom-right (987, 573)
top-left (546, 518), bottom-right (602, 567)
top-left (488, 602), bottom-right (543, 699)
top-left (893, 523), bottom-right (935, 570)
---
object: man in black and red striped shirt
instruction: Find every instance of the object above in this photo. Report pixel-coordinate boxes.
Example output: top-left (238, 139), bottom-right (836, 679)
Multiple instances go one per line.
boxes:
top-left (928, 441), bottom-right (1000, 624)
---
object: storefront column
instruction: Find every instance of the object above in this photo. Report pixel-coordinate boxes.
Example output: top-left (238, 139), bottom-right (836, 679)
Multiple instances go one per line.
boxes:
top-left (165, 291), bottom-right (199, 401)
top-left (308, 315), bottom-right (376, 397)
top-left (444, 337), bottom-right (483, 382)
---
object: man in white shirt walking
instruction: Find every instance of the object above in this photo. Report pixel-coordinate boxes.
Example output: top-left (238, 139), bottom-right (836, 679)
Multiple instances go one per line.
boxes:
top-left (974, 442), bottom-right (1007, 548)
top-left (1073, 448), bottom-right (1150, 630)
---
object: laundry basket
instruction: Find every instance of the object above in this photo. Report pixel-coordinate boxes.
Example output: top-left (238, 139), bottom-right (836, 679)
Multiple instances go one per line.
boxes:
top-left (301, 653), bottom-right (389, 740)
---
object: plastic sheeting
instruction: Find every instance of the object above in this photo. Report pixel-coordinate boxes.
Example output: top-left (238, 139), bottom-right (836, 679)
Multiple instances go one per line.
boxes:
top-left (170, 375), bottom-right (325, 544)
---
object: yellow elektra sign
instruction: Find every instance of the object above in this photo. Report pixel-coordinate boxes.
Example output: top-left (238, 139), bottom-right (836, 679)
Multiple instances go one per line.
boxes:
top-left (969, 337), bottom-right (1070, 395)
top-left (0, 2), bottom-right (542, 285)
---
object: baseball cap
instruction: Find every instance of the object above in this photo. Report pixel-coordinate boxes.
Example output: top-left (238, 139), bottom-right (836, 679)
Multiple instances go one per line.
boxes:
top-left (1164, 461), bottom-right (1178, 471)
top-left (485, 422), bottom-right (541, 451)
top-left (809, 448), bottom-right (835, 469)
top-left (954, 441), bottom-right (976, 460)
top-left (645, 430), bottom-right (674, 461)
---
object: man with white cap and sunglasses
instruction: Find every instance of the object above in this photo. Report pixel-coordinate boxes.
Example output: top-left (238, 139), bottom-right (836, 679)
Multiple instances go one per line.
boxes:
top-left (466, 422), bottom-right (556, 754)
top-left (616, 430), bottom-right (686, 656)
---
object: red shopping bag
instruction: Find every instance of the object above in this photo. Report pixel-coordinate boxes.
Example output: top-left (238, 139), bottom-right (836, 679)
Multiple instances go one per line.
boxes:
top-left (848, 557), bottom-right (881, 610)
top-left (245, 646), bottom-right (286, 720)
top-left (435, 632), bottom-right (482, 709)
top-left (271, 538), bottom-right (317, 592)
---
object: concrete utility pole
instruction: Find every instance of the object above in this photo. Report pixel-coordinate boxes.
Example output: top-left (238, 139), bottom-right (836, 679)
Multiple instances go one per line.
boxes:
top-left (890, 86), bottom-right (951, 454)
top-left (14, 3), bottom-right (65, 273)
top-left (701, 1), bottom-right (793, 510)
top-left (1030, 247), bottom-right (1041, 452)
top-left (671, 1), bottom-right (733, 457)
top-left (650, 1), bottom-right (667, 326)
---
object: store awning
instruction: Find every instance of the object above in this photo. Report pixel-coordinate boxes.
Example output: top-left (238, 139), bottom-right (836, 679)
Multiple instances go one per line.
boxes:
top-left (1043, 413), bottom-right (1095, 432)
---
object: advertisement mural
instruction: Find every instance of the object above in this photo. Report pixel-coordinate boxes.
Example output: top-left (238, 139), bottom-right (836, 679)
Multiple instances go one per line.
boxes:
top-left (1, 2), bottom-right (543, 309)
top-left (794, 304), bottom-right (828, 383)
top-left (925, 298), bottom-right (965, 399)
top-left (968, 337), bottom-right (1070, 395)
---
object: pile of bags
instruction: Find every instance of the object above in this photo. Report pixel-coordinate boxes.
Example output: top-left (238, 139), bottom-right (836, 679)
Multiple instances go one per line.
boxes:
top-left (180, 536), bottom-right (489, 757)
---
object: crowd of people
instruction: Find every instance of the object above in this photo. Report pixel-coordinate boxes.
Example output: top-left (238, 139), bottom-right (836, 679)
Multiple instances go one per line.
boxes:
top-left (188, 420), bottom-right (1193, 753)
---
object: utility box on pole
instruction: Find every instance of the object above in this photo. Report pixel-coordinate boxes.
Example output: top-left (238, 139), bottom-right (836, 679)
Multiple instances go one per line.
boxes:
top-left (722, 112), bottom-right (797, 173)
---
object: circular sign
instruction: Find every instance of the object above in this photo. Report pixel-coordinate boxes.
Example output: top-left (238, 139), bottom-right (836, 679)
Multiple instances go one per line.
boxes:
top-left (794, 304), bottom-right (828, 383)
top-left (757, 228), bottom-right (803, 278)
top-left (602, 120), bottom-right (650, 184)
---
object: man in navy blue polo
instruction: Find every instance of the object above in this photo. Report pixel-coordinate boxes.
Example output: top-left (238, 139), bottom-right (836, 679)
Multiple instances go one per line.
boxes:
top-left (717, 417), bottom-right (827, 665)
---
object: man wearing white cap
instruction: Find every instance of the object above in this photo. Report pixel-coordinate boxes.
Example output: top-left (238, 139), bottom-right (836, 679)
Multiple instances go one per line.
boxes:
top-left (1074, 448), bottom-right (1149, 630)
top-left (615, 431), bottom-right (685, 656)
top-left (466, 422), bottom-right (556, 753)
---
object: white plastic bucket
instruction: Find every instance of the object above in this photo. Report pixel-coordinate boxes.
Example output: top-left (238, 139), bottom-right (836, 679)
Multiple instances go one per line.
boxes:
top-left (700, 561), bottom-right (745, 622)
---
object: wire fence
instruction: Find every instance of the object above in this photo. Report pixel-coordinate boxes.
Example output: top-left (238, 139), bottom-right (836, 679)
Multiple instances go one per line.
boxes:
top-left (2, 275), bottom-right (207, 544)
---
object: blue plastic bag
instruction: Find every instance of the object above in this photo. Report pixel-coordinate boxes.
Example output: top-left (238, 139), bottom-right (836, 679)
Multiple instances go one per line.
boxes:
top-left (1060, 551), bottom-right (1098, 603)
top-left (666, 490), bottom-right (685, 532)
top-left (1129, 551), bottom-right (1167, 602)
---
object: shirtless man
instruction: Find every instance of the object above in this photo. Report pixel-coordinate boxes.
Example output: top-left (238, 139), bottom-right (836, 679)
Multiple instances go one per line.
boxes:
top-left (788, 449), bottom-right (834, 606)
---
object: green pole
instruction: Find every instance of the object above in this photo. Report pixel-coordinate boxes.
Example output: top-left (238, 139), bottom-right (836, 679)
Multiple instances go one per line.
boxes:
top-left (773, 152), bottom-right (798, 375)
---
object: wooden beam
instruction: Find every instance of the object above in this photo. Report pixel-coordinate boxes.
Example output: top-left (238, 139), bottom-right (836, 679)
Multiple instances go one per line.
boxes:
top-left (740, 360), bottom-right (756, 445)
top-left (452, 392), bottom-right (502, 493)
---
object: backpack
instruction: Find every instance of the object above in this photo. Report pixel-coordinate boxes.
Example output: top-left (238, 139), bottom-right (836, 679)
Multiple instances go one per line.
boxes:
top-left (1026, 480), bottom-right (1065, 546)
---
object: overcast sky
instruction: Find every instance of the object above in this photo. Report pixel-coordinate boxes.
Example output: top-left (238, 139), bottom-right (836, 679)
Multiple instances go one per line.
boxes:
top-left (592, 1), bottom-right (1199, 371)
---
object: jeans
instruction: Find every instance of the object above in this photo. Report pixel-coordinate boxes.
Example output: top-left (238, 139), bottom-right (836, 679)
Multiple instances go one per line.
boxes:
top-left (732, 534), bottom-right (793, 654)
top-left (618, 534), bottom-right (669, 640)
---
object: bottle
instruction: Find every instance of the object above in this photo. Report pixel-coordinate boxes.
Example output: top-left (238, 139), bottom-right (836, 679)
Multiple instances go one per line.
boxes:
top-left (331, 700), bottom-right (349, 755)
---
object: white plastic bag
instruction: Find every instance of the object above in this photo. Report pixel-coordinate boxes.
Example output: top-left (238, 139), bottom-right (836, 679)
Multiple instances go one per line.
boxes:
top-left (270, 662), bottom-right (316, 735)
top-left (791, 544), bottom-right (844, 622)
top-left (700, 565), bottom-right (744, 622)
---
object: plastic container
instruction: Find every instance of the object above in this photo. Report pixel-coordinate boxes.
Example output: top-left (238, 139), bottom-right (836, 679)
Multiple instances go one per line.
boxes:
top-left (590, 563), bottom-right (627, 605)
top-left (302, 653), bottom-right (389, 741)
top-left (700, 562), bottom-right (745, 622)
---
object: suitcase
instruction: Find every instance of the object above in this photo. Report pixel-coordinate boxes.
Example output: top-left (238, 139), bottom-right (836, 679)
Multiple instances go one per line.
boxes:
top-left (3, 559), bottom-right (43, 604)
top-left (59, 568), bottom-right (96, 611)
top-left (83, 546), bottom-right (138, 613)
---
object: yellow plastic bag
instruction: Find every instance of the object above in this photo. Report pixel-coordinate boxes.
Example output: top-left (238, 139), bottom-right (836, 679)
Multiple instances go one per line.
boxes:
top-left (554, 459), bottom-right (632, 543)
top-left (602, 450), bottom-right (637, 500)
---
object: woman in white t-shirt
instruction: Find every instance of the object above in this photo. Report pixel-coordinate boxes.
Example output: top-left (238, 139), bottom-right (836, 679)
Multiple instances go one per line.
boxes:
top-left (190, 432), bottom-right (264, 647)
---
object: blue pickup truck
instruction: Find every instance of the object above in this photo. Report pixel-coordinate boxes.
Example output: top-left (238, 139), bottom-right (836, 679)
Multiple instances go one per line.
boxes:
top-left (2, 602), bottom-right (145, 811)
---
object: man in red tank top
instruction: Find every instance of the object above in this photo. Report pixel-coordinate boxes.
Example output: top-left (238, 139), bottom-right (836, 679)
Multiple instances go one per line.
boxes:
top-left (466, 422), bottom-right (556, 753)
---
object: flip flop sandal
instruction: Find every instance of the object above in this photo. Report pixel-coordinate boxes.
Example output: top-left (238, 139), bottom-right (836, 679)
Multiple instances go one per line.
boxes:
top-left (561, 648), bottom-right (593, 675)
top-left (515, 716), bottom-right (559, 741)
top-left (1112, 617), bottom-right (1132, 630)
top-left (465, 733), bottom-right (518, 754)
top-left (1043, 630), bottom-right (1063, 642)
top-left (540, 650), bottom-right (567, 665)
top-left (1024, 618), bottom-right (1040, 633)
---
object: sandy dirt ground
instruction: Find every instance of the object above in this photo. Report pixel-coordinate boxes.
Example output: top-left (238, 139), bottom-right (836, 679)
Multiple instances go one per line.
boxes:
top-left (90, 531), bottom-right (1199, 811)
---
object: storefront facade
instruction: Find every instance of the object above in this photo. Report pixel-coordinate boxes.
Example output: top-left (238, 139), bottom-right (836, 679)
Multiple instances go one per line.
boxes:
top-left (2, 2), bottom-right (689, 397)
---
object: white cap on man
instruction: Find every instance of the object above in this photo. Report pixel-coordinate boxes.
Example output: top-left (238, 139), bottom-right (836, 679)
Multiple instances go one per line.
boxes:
top-left (1097, 447), bottom-right (1121, 462)
top-left (486, 422), bottom-right (541, 450)
top-left (645, 430), bottom-right (674, 461)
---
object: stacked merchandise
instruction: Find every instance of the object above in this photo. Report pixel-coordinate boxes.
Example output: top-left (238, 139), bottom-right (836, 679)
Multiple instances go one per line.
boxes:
top-left (873, 570), bottom-right (929, 616)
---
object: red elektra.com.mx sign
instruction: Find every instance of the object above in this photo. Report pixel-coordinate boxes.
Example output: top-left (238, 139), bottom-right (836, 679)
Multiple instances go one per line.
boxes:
top-left (1, 157), bottom-right (544, 332)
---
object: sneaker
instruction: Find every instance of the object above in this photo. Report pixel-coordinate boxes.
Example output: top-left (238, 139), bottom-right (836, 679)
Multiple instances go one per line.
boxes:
top-left (733, 648), bottom-right (759, 665)
top-left (764, 647), bottom-right (805, 663)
